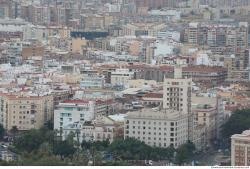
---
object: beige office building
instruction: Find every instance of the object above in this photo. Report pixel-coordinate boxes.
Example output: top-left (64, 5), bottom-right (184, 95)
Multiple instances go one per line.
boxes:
top-left (124, 108), bottom-right (188, 148)
top-left (163, 66), bottom-right (193, 140)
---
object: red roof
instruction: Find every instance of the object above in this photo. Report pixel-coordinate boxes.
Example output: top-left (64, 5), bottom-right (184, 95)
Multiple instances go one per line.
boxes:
top-left (143, 93), bottom-right (163, 98)
top-left (62, 100), bottom-right (90, 104)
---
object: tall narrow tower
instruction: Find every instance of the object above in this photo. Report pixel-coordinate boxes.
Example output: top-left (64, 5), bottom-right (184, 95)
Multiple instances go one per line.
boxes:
top-left (163, 66), bottom-right (193, 141)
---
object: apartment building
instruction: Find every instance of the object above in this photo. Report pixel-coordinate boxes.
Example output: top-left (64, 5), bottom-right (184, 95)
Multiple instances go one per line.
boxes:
top-left (193, 95), bottom-right (224, 140)
top-left (122, 23), bottom-right (166, 37)
top-left (185, 22), bottom-right (248, 55)
top-left (80, 14), bottom-right (113, 30)
top-left (182, 66), bottom-right (228, 86)
top-left (21, 43), bottom-right (45, 60)
top-left (80, 74), bottom-right (105, 89)
top-left (111, 68), bottom-right (135, 88)
top-left (231, 130), bottom-right (250, 166)
top-left (185, 22), bottom-right (249, 80)
top-left (141, 93), bottom-right (163, 107)
top-left (61, 115), bottom-right (123, 143)
top-left (70, 38), bottom-right (87, 54)
top-left (133, 0), bottom-right (184, 8)
top-left (54, 100), bottom-right (96, 132)
top-left (0, 92), bottom-right (53, 131)
top-left (54, 98), bottom-right (117, 131)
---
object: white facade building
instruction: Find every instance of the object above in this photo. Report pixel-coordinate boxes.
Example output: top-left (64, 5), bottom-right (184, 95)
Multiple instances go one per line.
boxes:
top-left (80, 74), bottom-right (105, 89)
top-left (61, 115), bottom-right (120, 143)
top-left (111, 68), bottom-right (134, 88)
top-left (54, 100), bottom-right (95, 131)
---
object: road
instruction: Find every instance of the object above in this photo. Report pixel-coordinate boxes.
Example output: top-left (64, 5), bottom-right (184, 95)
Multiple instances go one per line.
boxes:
top-left (192, 150), bottom-right (230, 166)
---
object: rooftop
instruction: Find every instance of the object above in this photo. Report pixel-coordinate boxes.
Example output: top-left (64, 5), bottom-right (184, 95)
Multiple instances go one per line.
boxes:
top-left (125, 108), bottom-right (188, 121)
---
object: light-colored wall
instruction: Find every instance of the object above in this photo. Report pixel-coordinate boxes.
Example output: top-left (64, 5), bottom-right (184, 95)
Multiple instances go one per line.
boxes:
top-left (0, 95), bottom-right (53, 131)
top-left (70, 38), bottom-right (87, 54)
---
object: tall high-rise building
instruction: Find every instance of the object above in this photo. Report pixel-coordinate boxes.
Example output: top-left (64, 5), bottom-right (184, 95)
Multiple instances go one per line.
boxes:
top-left (163, 66), bottom-right (193, 141)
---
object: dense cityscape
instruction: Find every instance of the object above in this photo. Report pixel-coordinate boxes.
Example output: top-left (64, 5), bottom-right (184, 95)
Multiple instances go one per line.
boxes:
top-left (0, 0), bottom-right (249, 166)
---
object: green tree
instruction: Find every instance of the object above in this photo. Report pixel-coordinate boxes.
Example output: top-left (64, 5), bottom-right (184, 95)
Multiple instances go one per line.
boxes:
top-left (53, 140), bottom-right (76, 159)
top-left (221, 109), bottom-right (250, 141)
top-left (14, 129), bottom-right (45, 152)
top-left (17, 146), bottom-right (68, 166)
top-left (44, 120), bottom-right (54, 130)
top-left (10, 126), bottom-right (18, 140)
top-left (0, 124), bottom-right (5, 140)
top-left (175, 141), bottom-right (195, 165)
top-left (107, 138), bottom-right (175, 161)
top-left (71, 150), bottom-right (89, 166)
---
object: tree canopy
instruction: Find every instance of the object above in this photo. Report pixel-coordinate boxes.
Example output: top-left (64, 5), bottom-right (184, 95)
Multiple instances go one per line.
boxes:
top-left (175, 141), bottom-right (195, 165)
top-left (0, 124), bottom-right (5, 140)
top-left (221, 109), bottom-right (250, 140)
top-left (11, 127), bottom-right (196, 165)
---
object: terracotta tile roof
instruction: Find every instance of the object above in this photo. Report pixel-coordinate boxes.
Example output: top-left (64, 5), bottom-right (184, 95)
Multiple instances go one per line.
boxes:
top-left (183, 66), bottom-right (227, 73)
top-left (143, 93), bottom-right (163, 98)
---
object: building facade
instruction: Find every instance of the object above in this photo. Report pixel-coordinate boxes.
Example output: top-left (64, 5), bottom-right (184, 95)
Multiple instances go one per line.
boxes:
top-left (0, 93), bottom-right (53, 131)
top-left (231, 130), bottom-right (250, 166)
